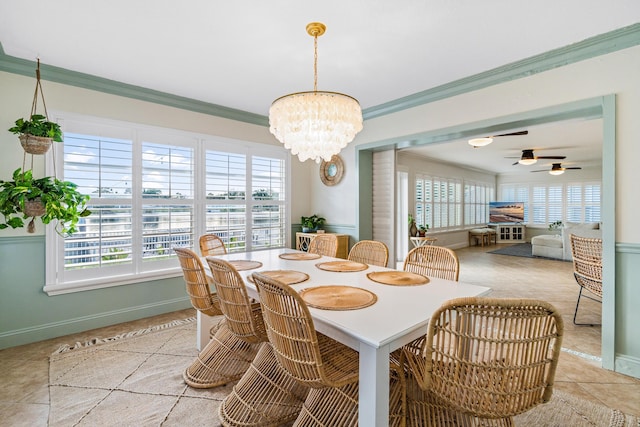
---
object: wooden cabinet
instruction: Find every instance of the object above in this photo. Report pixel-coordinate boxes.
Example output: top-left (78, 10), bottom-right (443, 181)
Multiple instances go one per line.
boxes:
top-left (295, 232), bottom-right (349, 259)
top-left (489, 223), bottom-right (525, 243)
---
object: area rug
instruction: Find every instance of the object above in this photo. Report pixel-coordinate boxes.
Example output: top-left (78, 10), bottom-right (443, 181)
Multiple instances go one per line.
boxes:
top-left (49, 317), bottom-right (232, 427)
top-left (489, 242), bottom-right (569, 262)
top-left (49, 318), bottom-right (639, 427)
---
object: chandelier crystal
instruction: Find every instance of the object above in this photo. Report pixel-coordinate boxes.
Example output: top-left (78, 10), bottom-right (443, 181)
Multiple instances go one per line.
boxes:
top-left (269, 22), bottom-right (363, 163)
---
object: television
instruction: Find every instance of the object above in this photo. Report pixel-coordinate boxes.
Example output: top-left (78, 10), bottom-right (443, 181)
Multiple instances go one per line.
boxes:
top-left (489, 202), bottom-right (525, 223)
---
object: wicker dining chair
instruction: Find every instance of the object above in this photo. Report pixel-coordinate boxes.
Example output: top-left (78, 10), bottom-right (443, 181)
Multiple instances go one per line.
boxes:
top-left (174, 247), bottom-right (256, 389)
top-left (403, 245), bottom-right (460, 281)
top-left (402, 297), bottom-right (564, 427)
top-left (570, 234), bottom-right (603, 325)
top-left (307, 233), bottom-right (339, 257)
top-left (199, 233), bottom-right (227, 257)
top-left (206, 258), bottom-right (308, 427)
top-left (348, 239), bottom-right (389, 267)
top-left (252, 272), bottom-right (404, 426)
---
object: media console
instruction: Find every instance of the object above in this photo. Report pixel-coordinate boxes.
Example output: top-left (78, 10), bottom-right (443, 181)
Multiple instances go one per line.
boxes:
top-left (488, 223), bottom-right (526, 243)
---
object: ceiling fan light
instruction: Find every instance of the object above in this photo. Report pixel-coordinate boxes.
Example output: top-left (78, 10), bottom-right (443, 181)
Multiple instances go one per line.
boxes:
top-left (549, 169), bottom-right (565, 175)
top-left (468, 137), bottom-right (493, 147)
top-left (518, 158), bottom-right (537, 166)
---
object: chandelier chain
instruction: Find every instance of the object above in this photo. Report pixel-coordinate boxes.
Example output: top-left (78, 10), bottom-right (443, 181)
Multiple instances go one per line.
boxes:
top-left (313, 34), bottom-right (318, 92)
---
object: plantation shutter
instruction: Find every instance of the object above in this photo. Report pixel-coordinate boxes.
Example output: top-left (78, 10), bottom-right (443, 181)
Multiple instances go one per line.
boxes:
top-left (372, 150), bottom-right (396, 264)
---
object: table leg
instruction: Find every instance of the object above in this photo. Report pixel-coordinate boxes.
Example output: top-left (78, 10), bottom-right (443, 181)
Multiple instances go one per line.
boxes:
top-left (196, 311), bottom-right (217, 351)
top-left (359, 342), bottom-right (390, 427)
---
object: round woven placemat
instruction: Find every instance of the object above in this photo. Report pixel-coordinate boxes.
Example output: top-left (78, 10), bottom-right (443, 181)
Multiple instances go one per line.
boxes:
top-left (229, 260), bottom-right (263, 271)
top-left (299, 285), bottom-right (377, 310)
top-left (247, 270), bottom-right (309, 285)
top-left (279, 252), bottom-right (322, 260)
top-left (366, 271), bottom-right (429, 286)
top-left (315, 260), bottom-right (368, 272)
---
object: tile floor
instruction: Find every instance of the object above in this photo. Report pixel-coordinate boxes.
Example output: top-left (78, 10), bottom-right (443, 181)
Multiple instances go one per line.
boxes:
top-left (1, 243), bottom-right (639, 426)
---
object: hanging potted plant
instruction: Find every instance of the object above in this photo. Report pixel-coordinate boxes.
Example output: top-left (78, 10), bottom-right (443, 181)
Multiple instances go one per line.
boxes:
top-left (0, 168), bottom-right (91, 235)
top-left (8, 114), bottom-right (63, 154)
top-left (8, 59), bottom-right (63, 155)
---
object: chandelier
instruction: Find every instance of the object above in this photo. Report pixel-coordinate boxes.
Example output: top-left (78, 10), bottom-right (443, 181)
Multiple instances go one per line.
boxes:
top-left (269, 22), bottom-right (363, 163)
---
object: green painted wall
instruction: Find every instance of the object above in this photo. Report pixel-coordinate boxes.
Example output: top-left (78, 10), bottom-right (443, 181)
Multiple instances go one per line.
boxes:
top-left (0, 236), bottom-right (190, 349)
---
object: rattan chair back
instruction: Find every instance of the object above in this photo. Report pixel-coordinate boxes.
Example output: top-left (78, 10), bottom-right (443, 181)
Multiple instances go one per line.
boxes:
top-left (307, 234), bottom-right (339, 257)
top-left (199, 233), bottom-right (227, 257)
top-left (173, 247), bottom-right (222, 317)
top-left (205, 257), bottom-right (266, 344)
top-left (570, 234), bottom-right (603, 298)
top-left (403, 245), bottom-right (460, 281)
top-left (348, 240), bottom-right (389, 267)
top-left (408, 297), bottom-right (563, 420)
top-left (252, 272), bottom-right (359, 389)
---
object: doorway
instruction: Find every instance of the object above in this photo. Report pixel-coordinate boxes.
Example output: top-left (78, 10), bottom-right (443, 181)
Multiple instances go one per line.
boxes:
top-left (357, 95), bottom-right (615, 370)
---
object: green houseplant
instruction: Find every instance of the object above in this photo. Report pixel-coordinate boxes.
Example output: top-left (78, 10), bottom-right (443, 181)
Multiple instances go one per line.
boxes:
top-left (301, 214), bottom-right (326, 232)
top-left (0, 168), bottom-right (91, 235)
top-left (8, 114), bottom-right (63, 154)
top-left (418, 224), bottom-right (429, 236)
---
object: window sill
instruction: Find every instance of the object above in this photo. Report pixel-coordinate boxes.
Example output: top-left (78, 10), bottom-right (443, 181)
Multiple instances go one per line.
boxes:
top-left (44, 268), bottom-right (183, 296)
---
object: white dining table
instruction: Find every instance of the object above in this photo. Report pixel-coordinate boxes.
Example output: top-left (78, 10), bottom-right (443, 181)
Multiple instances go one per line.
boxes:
top-left (199, 247), bottom-right (490, 427)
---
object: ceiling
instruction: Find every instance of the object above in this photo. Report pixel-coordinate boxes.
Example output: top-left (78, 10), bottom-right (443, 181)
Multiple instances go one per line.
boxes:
top-left (1, 1), bottom-right (638, 173)
top-left (399, 118), bottom-right (604, 175)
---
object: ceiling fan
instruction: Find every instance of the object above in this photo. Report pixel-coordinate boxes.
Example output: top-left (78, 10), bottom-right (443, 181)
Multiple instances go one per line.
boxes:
top-left (468, 130), bottom-right (528, 147)
top-left (532, 162), bottom-right (582, 175)
top-left (507, 149), bottom-right (566, 166)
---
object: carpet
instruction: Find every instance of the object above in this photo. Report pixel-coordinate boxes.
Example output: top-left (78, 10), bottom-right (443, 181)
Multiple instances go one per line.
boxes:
top-left (49, 318), bottom-right (639, 427)
top-left (488, 242), bottom-right (535, 257)
top-left (489, 242), bottom-right (569, 261)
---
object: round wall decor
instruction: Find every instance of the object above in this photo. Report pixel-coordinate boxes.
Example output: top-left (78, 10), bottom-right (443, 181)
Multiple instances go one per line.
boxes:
top-left (319, 154), bottom-right (344, 186)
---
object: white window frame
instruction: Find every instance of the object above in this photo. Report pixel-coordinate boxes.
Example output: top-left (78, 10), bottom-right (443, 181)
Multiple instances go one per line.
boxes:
top-left (463, 180), bottom-right (494, 226)
top-left (415, 174), bottom-right (463, 231)
top-left (44, 113), bottom-right (290, 295)
top-left (499, 181), bottom-right (601, 226)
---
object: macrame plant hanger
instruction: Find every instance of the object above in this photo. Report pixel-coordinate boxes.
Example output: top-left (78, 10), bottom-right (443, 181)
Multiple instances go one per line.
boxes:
top-left (22, 59), bottom-right (57, 233)
top-left (22, 58), bottom-right (57, 177)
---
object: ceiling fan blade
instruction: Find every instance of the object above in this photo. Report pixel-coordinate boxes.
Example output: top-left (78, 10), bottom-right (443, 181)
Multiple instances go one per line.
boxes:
top-left (565, 167), bottom-right (582, 170)
top-left (530, 170), bottom-right (547, 173)
top-left (536, 155), bottom-right (567, 159)
top-left (492, 130), bottom-right (529, 137)
top-left (512, 161), bottom-right (520, 166)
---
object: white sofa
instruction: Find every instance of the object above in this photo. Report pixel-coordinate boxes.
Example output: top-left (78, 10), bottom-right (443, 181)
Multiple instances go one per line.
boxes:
top-left (531, 222), bottom-right (601, 261)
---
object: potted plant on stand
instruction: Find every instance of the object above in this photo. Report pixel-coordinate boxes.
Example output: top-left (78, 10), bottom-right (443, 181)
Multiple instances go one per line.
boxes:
top-left (418, 224), bottom-right (429, 237)
top-left (301, 214), bottom-right (326, 233)
top-left (0, 168), bottom-right (91, 235)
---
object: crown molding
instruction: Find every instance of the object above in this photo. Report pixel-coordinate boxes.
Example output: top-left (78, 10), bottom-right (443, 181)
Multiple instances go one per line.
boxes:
top-left (1, 23), bottom-right (638, 126)
top-left (362, 23), bottom-right (640, 120)
top-left (0, 44), bottom-right (268, 127)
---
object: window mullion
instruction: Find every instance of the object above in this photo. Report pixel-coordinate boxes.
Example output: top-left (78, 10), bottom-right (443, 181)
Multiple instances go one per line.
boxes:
top-left (246, 154), bottom-right (253, 251)
top-left (194, 139), bottom-right (206, 241)
top-left (131, 130), bottom-right (143, 274)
